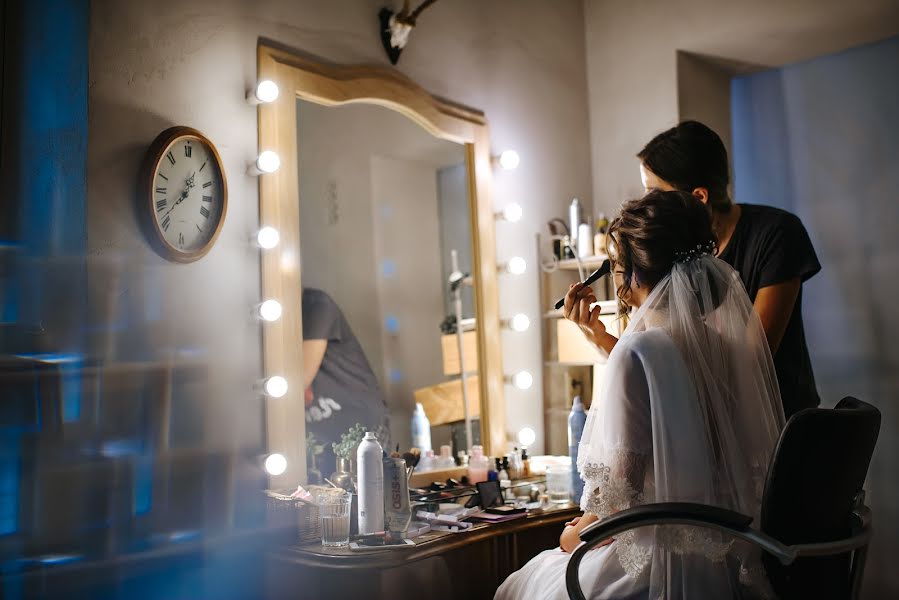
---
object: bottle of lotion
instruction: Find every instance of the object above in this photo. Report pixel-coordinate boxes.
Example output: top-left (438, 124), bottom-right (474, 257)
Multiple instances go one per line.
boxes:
top-left (467, 445), bottom-right (489, 483)
top-left (357, 431), bottom-right (384, 534)
top-left (411, 403), bottom-right (432, 452)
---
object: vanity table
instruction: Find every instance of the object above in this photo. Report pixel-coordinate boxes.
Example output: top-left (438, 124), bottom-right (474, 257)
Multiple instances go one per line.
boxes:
top-left (265, 504), bottom-right (579, 600)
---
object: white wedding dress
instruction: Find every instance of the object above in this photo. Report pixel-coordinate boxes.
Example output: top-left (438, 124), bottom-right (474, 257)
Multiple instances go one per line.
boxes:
top-left (496, 255), bottom-right (785, 600)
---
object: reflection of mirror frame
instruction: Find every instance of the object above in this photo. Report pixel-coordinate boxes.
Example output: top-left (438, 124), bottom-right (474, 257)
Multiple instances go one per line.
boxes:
top-left (257, 43), bottom-right (506, 486)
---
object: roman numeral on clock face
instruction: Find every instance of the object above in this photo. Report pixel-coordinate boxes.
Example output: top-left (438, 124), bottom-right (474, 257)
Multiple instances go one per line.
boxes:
top-left (200, 206), bottom-right (210, 219)
top-left (161, 215), bottom-right (171, 231)
top-left (184, 145), bottom-right (192, 158)
top-left (156, 187), bottom-right (166, 194)
top-left (166, 152), bottom-right (176, 165)
top-left (202, 195), bottom-right (211, 202)
top-left (156, 198), bottom-right (167, 212)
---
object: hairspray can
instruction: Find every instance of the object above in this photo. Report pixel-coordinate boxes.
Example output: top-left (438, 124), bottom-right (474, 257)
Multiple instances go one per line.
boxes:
top-left (357, 432), bottom-right (384, 534)
top-left (383, 457), bottom-right (411, 538)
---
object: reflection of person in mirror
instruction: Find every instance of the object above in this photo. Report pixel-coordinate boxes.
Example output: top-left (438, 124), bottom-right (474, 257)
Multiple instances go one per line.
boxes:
top-left (302, 288), bottom-right (389, 474)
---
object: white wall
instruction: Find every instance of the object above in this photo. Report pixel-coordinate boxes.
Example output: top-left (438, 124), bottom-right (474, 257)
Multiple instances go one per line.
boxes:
top-left (89, 0), bottom-right (594, 455)
top-left (583, 0), bottom-right (899, 215)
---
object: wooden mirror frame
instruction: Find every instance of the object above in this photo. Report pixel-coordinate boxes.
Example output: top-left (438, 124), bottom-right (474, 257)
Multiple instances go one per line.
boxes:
top-left (256, 43), bottom-right (506, 486)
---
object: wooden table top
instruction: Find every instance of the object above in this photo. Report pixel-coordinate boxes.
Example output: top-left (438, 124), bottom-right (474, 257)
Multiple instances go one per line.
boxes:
top-left (271, 503), bottom-right (581, 570)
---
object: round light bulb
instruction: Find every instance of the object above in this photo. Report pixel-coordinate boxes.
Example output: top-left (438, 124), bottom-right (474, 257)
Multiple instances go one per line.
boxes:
top-left (264, 453), bottom-right (287, 476)
top-left (518, 427), bottom-right (536, 447)
top-left (264, 376), bottom-right (288, 398)
top-left (507, 256), bottom-right (527, 275)
top-left (510, 313), bottom-right (530, 332)
top-left (499, 150), bottom-right (520, 170)
top-left (256, 150), bottom-right (281, 174)
top-left (255, 80), bottom-right (279, 103)
top-left (502, 203), bottom-right (523, 223)
top-left (257, 227), bottom-right (280, 249)
top-left (513, 370), bottom-right (533, 390)
top-left (259, 299), bottom-right (282, 322)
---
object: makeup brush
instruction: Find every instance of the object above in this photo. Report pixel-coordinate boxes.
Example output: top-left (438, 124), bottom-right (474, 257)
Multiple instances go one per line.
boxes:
top-left (553, 259), bottom-right (611, 310)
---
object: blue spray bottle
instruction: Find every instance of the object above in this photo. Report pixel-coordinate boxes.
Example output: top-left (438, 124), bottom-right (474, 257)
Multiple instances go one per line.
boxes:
top-left (568, 381), bottom-right (587, 503)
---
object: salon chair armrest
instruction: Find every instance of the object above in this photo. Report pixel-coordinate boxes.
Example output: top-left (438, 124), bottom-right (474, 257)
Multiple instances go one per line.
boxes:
top-left (565, 502), bottom-right (874, 600)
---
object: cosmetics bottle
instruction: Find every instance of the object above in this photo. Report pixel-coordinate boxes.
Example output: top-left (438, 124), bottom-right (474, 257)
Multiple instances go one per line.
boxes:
top-left (594, 213), bottom-right (609, 256)
top-left (497, 457), bottom-right (510, 482)
top-left (508, 447), bottom-right (523, 479)
top-left (568, 393), bottom-right (587, 503)
top-left (357, 432), bottom-right (384, 534)
top-left (578, 223), bottom-right (592, 257)
top-left (569, 198), bottom-right (582, 248)
top-left (488, 457), bottom-right (498, 482)
top-left (521, 447), bottom-right (531, 478)
top-left (411, 403), bottom-right (432, 452)
top-left (467, 445), bottom-right (488, 483)
top-left (436, 445), bottom-right (456, 469)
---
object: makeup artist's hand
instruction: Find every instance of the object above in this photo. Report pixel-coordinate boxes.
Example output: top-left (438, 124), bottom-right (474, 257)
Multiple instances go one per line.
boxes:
top-left (564, 283), bottom-right (606, 342)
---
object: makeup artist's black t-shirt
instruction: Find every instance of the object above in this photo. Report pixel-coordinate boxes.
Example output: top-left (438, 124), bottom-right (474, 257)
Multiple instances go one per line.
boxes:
top-left (718, 204), bottom-right (821, 418)
top-left (303, 288), bottom-right (388, 472)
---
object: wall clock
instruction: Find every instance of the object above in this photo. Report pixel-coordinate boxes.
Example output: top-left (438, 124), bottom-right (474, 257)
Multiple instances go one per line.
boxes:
top-left (140, 126), bottom-right (228, 262)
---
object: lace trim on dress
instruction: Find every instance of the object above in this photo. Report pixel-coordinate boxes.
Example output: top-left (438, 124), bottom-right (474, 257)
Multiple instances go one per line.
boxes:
top-left (581, 455), bottom-right (653, 578)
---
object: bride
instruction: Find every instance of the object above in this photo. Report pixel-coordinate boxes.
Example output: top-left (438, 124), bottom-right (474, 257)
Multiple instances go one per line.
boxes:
top-left (496, 190), bottom-right (785, 600)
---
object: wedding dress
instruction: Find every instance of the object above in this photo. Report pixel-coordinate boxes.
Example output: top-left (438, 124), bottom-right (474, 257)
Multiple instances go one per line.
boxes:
top-left (496, 254), bottom-right (785, 600)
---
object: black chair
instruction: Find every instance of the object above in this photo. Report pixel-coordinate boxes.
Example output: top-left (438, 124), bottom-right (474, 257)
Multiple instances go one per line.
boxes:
top-left (566, 396), bottom-right (881, 600)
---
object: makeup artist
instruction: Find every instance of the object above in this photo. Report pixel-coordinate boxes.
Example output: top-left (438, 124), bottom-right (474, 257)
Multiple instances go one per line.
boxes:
top-left (302, 287), bottom-right (389, 473)
top-left (566, 121), bottom-right (821, 418)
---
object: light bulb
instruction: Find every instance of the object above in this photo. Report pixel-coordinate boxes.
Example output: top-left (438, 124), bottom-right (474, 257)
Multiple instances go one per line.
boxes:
top-left (255, 80), bottom-right (279, 103)
top-left (256, 150), bottom-right (281, 174)
top-left (501, 203), bottom-right (523, 223)
top-left (506, 256), bottom-right (527, 275)
top-left (259, 299), bottom-right (282, 322)
top-left (264, 376), bottom-right (288, 398)
top-left (499, 150), bottom-right (520, 170)
top-left (513, 370), bottom-right (533, 390)
top-left (257, 227), bottom-right (280, 249)
top-left (510, 313), bottom-right (530, 332)
top-left (518, 427), bottom-right (536, 447)
top-left (264, 453), bottom-right (287, 476)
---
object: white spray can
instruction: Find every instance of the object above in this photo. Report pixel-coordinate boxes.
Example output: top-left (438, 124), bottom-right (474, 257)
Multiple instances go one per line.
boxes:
top-left (357, 431), bottom-right (384, 534)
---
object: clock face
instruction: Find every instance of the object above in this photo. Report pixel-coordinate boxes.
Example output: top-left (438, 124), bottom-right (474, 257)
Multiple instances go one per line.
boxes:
top-left (144, 128), bottom-right (227, 262)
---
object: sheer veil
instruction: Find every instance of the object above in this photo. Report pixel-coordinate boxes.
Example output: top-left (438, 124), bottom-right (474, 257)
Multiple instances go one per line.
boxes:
top-left (576, 252), bottom-right (785, 598)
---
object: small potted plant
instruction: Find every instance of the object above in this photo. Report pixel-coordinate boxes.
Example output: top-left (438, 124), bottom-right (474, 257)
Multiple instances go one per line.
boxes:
top-left (330, 423), bottom-right (391, 491)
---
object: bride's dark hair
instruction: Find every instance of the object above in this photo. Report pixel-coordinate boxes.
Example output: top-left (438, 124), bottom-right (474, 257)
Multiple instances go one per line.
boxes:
top-left (607, 190), bottom-right (717, 310)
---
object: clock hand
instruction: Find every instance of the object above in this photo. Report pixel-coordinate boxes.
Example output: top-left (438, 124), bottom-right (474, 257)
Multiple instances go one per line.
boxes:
top-left (160, 188), bottom-right (189, 221)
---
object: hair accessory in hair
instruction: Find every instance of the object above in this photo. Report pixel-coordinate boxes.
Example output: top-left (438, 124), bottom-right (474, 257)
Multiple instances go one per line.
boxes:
top-left (674, 240), bottom-right (716, 264)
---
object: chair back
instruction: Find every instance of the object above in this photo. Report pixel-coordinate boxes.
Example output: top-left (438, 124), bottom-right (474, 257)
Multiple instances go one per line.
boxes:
top-left (761, 396), bottom-right (880, 599)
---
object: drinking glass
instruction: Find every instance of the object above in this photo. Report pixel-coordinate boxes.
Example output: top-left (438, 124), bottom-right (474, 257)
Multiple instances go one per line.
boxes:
top-left (318, 490), bottom-right (352, 547)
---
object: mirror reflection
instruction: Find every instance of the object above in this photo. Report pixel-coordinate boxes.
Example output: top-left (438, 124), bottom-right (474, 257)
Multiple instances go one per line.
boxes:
top-left (296, 99), bottom-right (480, 480)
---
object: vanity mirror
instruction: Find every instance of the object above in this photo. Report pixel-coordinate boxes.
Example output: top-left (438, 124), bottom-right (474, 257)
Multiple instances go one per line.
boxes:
top-left (256, 44), bottom-right (505, 486)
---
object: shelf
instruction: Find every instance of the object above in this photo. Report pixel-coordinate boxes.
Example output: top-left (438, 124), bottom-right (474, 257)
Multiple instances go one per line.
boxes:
top-left (544, 360), bottom-right (606, 367)
top-left (555, 254), bottom-right (608, 271)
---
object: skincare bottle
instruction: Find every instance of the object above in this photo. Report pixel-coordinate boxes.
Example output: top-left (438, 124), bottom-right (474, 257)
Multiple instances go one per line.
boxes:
top-left (578, 223), bottom-right (592, 257)
top-left (569, 198), bottom-right (582, 248)
top-left (467, 445), bottom-right (489, 484)
top-left (488, 457), bottom-right (498, 481)
top-left (568, 391), bottom-right (587, 503)
top-left (508, 447), bottom-right (523, 479)
top-left (418, 449), bottom-right (436, 472)
top-left (437, 445), bottom-right (456, 469)
top-left (357, 431), bottom-right (385, 534)
top-left (594, 213), bottom-right (609, 256)
top-left (497, 458), bottom-right (510, 482)
top-left (521, 447), bottom-right (531, 478)
top-left (411, 403), bottom-right (432, 452)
